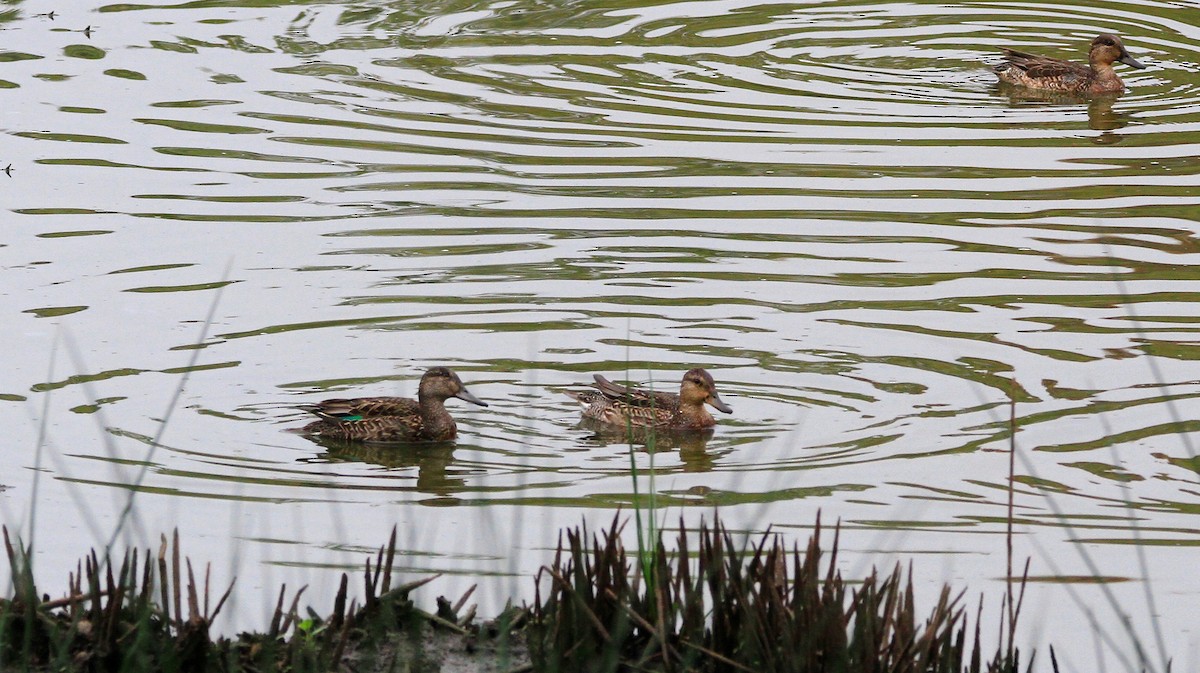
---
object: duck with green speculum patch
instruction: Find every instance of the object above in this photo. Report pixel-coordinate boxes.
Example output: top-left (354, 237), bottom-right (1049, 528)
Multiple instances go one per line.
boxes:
top-left (298, 367), bottom-right (487, 442)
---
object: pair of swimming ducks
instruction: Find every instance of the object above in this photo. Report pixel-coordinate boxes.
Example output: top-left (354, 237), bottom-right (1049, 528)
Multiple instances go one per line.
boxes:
top-left (298, 367), bottom-right (732, 442)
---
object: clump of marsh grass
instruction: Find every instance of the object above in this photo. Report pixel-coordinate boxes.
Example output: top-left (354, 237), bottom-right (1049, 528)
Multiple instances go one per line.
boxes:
top-left (1, 512), bottom-right (1035, 673)
top-left (0, 526), bottom-right (518, 673)
top-left (530, 511), bottom-right (1029, 673)
top-left (0, 528), bottom-right (231, 672)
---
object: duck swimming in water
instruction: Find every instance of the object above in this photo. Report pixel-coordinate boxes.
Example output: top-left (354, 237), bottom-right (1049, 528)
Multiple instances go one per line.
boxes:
top-left (995, 34), bottom-right (1145, 95)
top-left (566, 368), bottom-right (732, 430)
top-left (298, 367), bottom-right (487, 442)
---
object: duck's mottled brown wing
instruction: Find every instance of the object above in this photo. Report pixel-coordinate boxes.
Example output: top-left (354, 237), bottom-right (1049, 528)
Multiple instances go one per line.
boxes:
top-left (567, 385), bottom-right (675, 427)
top-left (302, 415), bottom-right (423, 442)
top-left (303, 396), bottom-right (419, 420)
top-left (591, 374), bottom-right (680, 410)
top-left (600, 399), bottom-right (675, 427)
top-left (999, 49), bottom-right (1089, 80)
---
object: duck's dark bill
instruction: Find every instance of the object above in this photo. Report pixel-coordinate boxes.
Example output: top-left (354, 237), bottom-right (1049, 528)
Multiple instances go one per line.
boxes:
top-left (456, 388), bottom-right (488, 407)
top-left (709, 394), bottom-right (733, 414)
top-left (1119, 53), bottom-right (1146, 69)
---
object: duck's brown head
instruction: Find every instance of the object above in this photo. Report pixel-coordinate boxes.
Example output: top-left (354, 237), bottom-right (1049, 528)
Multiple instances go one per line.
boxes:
top-left (420, 367), bottom-right (488, 406)
top-left (679, 368), bottom-right (732, 414)
top-left (1090, 34), bottom-right (1145, 70)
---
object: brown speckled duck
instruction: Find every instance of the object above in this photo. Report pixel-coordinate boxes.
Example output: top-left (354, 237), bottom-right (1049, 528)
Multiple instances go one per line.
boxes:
top-left (298, 367), bottom-right (487, 442)
top-left (566, 368), bottom-right (732, 430)
top-left (995, 34), bottom-right (1145, 95)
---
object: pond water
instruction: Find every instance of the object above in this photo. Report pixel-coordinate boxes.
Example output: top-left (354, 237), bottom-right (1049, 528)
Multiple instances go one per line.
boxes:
top-left (3, 0), bottom-right (1200, 669)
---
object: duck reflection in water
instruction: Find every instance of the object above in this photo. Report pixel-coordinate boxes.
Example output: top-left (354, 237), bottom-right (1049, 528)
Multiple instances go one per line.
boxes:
top-left (574, 417), bottom-right (720, 473)
top-left (996, 88), bottom-right (1134, 144)
top-left (303, 435), bottom-right (466, 496)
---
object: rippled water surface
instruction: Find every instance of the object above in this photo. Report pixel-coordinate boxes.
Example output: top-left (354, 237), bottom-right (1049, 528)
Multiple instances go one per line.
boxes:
top-left (4, 0), bottom-right (1200, 667)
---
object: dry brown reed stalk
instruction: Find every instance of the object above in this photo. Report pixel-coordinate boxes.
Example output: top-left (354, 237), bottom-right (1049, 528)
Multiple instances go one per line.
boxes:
top-left (1005, 388), bottom-right (1031, 671)
top-left (530, 511), bottom-right (1030, 673)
